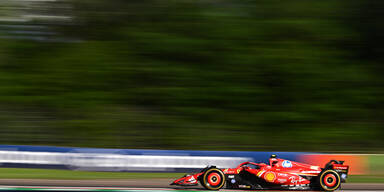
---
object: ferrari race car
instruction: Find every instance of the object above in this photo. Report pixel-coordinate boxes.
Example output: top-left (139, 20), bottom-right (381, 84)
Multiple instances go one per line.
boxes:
top-left (171, 155), bottom-right (349, 191)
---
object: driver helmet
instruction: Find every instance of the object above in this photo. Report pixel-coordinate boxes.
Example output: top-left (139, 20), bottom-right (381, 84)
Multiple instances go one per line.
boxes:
top-left (270, 154), bottom-right (278, 166)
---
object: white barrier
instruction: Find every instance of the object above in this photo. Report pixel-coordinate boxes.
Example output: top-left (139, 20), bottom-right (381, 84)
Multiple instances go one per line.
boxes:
top-left (0, 151), bottom-right (252, 171)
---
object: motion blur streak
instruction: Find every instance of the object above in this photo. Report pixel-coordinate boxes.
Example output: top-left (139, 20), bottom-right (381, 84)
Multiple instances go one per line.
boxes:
top-left (0, 150), bottom-right (251, 172)
top-left (0, 0), bottom-right (73, 41)
top-left (0, 0), bottom-right (383, 153)
top-left (299, 154), bottom-right (368, 175)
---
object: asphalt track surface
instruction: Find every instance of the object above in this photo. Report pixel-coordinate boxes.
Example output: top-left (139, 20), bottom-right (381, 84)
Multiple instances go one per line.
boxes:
top-left (0, 180), bottom-right (382, 192)
top-left (0, 186), bottom-right (382, 192)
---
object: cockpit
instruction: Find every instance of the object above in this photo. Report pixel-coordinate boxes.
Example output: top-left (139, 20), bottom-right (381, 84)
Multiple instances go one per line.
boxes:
top-left (269, 154), bottom-right (279, 167)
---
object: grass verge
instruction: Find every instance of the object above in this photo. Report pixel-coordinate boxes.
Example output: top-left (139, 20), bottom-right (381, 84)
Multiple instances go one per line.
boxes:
top-left (0, 168), bottom-right (181, 180)
top-left (348, 175), bottom-right (384, 183)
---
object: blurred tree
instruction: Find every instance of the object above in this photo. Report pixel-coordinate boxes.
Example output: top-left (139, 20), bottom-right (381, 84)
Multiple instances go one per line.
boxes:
top-left (0, 0), bottom-right (382, 151)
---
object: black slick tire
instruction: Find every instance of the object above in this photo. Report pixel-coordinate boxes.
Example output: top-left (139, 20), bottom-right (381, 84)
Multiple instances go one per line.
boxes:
top-left (200, 168), bottom-right (226, 190)
top-left (317, 169), bottom-right (341, 191)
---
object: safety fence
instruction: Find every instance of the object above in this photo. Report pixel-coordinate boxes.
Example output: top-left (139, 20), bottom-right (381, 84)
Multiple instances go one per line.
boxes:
top-left (0, 145), bottom-right (373, 174)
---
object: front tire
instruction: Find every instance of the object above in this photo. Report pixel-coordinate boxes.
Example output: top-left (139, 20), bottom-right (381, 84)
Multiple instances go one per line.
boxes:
top-left (318, 170), bottom-right (341, 191)
top-left (200, 168), bottom-right (226, 190)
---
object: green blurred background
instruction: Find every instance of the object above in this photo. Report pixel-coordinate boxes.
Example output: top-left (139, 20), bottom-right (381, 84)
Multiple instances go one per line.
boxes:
top-left (0, 0), bottom-right (383, 152)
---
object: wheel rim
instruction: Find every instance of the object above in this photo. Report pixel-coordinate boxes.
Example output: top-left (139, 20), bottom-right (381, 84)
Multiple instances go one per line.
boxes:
top-left (323, 173), bottom-right (337, 187)
top-left (202, 169), bottom-right (226, 190)
top-left (207, 172), bottom-right (221, 186)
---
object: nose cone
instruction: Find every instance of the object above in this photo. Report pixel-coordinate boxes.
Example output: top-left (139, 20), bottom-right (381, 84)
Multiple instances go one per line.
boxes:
top-left (170, 178), bottom-right (185, 185)
top-left (170, 174), bottom-right (199, 186)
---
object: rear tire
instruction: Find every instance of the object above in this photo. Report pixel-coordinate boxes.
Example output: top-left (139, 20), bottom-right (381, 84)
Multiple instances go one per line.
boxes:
top-left (317, 169), bottom-right (341, 191)
top-left (200, 168), bottom-right (226, 190)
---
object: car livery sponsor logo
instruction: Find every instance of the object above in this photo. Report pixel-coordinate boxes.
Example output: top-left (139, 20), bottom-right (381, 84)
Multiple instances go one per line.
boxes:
top-left (289, 176), bottom-right (306, 185)
top-left (278, 173), bottom-right (288, 177)
top-left (277, 178), bottom-right (287, 183)
top-left (282, 160), bottom-right (292, 168)
top-left (188, 177), bottom-right (196, 182)
top-left (224, 169), bottom-right (236, 174)
top-left (257, 170), bottom-right (265, 177)
top-left (302, 170), bottom-right (321, 174)
top-left (310, 166), bottom-right (320, 170)
top-left (334, 166), bottom-right (348, 170)
top-left (264, 172), bottom-right (276, 182)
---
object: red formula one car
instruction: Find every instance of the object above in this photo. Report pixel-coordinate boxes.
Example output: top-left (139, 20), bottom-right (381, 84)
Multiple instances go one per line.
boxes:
top-left (171, 155), bottom-right (349, 191)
